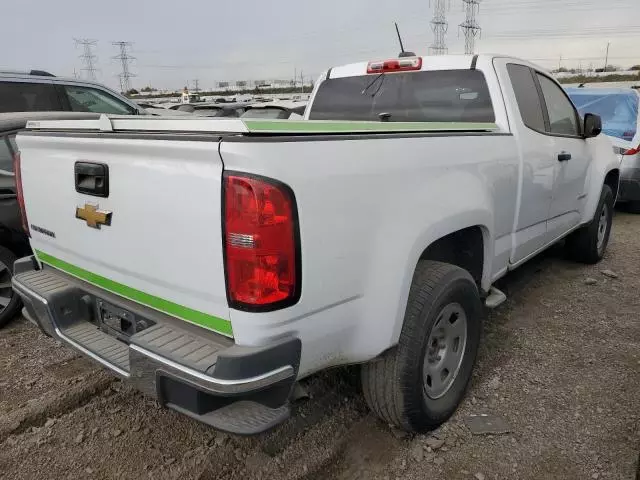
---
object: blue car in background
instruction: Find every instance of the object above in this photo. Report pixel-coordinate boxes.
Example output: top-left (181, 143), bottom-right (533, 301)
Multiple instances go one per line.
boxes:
top-left (566, 87), bottom-right (640, 212)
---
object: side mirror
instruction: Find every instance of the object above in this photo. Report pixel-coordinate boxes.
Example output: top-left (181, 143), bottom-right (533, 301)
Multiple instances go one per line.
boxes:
top-left (583, 113), bottom-right (602, 138)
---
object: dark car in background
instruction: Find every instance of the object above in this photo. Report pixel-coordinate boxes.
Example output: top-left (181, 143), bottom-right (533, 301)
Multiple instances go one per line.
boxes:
top-left (0, 70), bottom-right (144, 115)
top-left (0, 112), bottom-right (99, 327)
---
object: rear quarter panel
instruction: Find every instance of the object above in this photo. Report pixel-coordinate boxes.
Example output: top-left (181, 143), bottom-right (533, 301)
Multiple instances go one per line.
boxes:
top-left (220, 133), bottom-right (519, 376)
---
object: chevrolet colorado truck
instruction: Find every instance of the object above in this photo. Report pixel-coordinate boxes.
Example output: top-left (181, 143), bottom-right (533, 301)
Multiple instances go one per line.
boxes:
top-left (12, 55), bottom-right (619, 435)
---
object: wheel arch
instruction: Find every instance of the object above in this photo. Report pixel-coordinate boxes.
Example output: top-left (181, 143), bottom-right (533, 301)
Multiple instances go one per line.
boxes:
top-left (386, 216), bottom-right (493, 347)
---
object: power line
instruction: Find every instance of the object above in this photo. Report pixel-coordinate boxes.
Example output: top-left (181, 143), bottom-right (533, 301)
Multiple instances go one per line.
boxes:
top-left (74, 38), bottom-right (99, 81)
top-left (112, 41), bottom-right (136, 93)
top-left (460, 0), bottom-right (481, 55)
top-left (429, 0), bottom-right (449, 55)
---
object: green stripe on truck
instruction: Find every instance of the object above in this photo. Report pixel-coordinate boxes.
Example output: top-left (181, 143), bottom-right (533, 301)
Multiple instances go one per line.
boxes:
top-left (34, 250), bottom-right (234, 338)
top-left (242, 119), bottom-right (499, 134)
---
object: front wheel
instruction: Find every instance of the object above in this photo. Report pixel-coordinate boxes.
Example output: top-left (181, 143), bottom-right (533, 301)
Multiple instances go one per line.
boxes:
top-left (565, 185), bottom-right (614, 264)
top-left (361, 261), bottom-right (482, 432)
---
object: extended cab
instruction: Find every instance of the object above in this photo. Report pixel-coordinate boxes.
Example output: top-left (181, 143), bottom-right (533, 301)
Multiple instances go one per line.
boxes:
top-left (12, 55), bottom-right (619, 435)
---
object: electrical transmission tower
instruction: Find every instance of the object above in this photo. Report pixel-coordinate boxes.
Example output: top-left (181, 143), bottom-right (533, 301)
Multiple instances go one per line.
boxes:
top-left (74, 38), bottom-right (99, 81)
top-left (429, 0), bottom-right (449, 55)
top-left (460, 0), bottom-right (482, 55)
top-left (112, 41), bottom-right (136, 93)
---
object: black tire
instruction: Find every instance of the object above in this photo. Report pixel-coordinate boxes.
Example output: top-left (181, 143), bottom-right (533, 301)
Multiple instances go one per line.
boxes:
top-left (565, 185), bottom-right (614, 264)
top-left (361, 260), bottom-right (482, 432)
top-left (0, 245), bottom-right (22, 329)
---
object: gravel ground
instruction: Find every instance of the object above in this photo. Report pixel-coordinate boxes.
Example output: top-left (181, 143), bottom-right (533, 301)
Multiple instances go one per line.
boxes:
top-left (1, 212), bottom-right (639, 480)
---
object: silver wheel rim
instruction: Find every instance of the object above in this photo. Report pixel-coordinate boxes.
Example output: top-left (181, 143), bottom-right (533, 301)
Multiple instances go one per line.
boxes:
top-left (0, 259), bottom-right (13, 313)
top-left (597, 203), bottom-right (609, 251)
top-left (423, 302), bottom-right (468, 400)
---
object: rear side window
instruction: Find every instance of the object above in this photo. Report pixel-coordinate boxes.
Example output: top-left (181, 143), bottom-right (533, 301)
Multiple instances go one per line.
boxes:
top-left (0, 81), bottom-right (62, 113)
top-left (63, 85), bottom-right (134, 115)
top-left (506, 64), bottom-right (545, 132)
top-left (309, 70), bottom-right (495, 123)
top-left (0, 138), bottom-right (13, 173)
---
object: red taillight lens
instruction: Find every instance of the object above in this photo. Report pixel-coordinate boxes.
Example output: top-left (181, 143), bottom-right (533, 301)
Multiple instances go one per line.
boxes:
top-left (12, 152), bottom-right (29, 235)
top-left (623, 145), bottom-right (640, 156)
top-left (224, 173), bottom-right (299, 309)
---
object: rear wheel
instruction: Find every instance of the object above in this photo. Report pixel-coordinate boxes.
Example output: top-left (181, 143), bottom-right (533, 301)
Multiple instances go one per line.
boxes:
top-left (361, 261), bottom-right (482, 432)
top-left (0, 245), bottom-right (22, 328)
top-left (565, 185), bottom-right (614, 264)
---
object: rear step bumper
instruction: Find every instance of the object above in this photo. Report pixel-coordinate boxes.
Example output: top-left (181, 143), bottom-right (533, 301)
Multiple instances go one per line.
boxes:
top-left (12, 256), bottom-right (301, 435)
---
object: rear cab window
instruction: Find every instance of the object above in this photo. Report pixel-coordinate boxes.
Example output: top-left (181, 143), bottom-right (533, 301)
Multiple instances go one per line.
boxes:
top-left (309, 69), bottom-right (495, 123)
top-left (0, 81), bottom-right (62, 113)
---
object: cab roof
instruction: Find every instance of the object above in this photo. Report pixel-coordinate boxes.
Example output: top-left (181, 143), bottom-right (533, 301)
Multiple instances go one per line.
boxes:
top-left (324, 54), bottom-right (547, 79)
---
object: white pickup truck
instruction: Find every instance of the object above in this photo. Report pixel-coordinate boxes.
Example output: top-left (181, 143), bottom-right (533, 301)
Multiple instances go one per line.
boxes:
top-left (13, 54), bottom-right (619, 435)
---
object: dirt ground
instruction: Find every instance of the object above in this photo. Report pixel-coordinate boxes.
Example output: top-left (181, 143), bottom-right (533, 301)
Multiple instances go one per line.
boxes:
top-left (1, 212), bottom-right (639, 480)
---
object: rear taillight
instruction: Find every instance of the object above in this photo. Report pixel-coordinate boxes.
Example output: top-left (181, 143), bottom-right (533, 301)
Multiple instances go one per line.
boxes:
top-left (223, 173), bottom-right (300, 310)
top-left (623, 145), bottom-right (640, 156)
top-left (12, 152), bottom-right (29, 235)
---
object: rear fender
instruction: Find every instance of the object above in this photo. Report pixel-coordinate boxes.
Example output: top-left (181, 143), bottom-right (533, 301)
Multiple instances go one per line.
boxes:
top-left (359, 174), bottom-right (494, 356)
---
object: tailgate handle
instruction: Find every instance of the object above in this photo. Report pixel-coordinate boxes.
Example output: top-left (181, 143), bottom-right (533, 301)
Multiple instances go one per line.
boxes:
top-left (75, 162), bottom-right (109, 197)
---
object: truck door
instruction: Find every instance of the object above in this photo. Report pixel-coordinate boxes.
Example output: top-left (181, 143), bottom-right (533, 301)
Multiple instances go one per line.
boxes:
top-left (497, 61), bottom-right (555, 264)
top-left (533, 72), bottom-right (591, 242)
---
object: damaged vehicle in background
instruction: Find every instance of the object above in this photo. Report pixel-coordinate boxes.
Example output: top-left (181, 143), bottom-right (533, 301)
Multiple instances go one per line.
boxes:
top-left (567, 87), bottom-right (640, 212)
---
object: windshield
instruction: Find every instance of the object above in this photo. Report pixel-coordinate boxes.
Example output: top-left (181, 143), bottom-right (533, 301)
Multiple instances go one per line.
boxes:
top-left (309, 69), bottom-right (495, 123)
top-left (566, 89), bottom-right (639, 141)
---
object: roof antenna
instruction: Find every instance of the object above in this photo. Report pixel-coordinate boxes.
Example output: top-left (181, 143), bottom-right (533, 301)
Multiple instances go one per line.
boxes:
top-left (395, 22), bottom-right (416, 58)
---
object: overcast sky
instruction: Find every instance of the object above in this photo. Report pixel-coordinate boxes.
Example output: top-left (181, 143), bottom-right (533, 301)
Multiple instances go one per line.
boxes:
top-left (3, 0), bottom-right (639, 91)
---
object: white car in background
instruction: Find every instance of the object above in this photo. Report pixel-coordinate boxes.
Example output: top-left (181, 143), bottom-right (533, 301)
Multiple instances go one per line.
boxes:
top-left (567, 87), bottom-right (640, 212)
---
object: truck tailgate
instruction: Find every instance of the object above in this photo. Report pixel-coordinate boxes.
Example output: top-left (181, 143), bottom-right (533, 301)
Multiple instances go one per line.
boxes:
top-left (16, 132), bottom-right (232, 337)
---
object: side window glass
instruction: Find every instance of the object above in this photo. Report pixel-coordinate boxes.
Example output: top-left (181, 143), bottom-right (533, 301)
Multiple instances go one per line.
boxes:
top-left (506, 64), bottom-right (545, 132)
top-left (64, 85), bottom-right (135, 115)
top-left (536, 74), bottom-right (580, 136)
top-left (0, 138), bottom-right (14, 173)
top-left (0, 81), bottom-right (61, 113)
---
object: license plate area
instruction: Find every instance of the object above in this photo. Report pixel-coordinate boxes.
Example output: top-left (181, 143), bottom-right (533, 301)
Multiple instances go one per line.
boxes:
top-left (96, 298), bottom-right (154, 339)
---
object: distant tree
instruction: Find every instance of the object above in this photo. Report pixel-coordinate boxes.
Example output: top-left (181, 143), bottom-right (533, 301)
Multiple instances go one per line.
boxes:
top-left (630, 65), bottom-right (640, 71)
top-left (140, 86), bottom-right (156, 92)
top-left (126, 88), bottom-right (139, 95)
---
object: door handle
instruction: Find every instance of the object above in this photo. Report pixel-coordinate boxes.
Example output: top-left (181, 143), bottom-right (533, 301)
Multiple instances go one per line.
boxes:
top-left (558, 152), bottom-right (572, 162)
